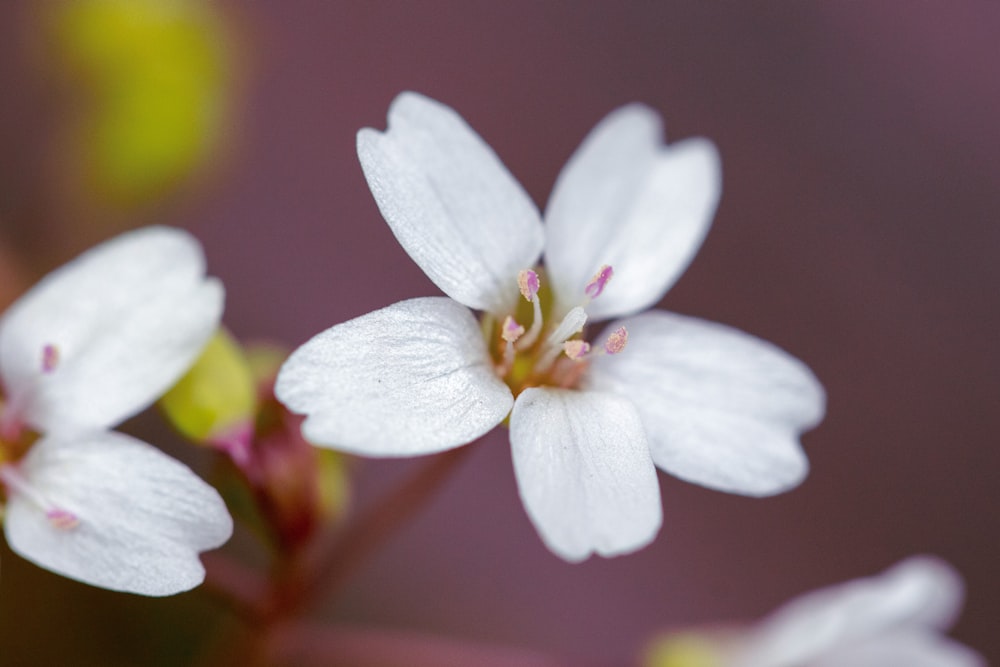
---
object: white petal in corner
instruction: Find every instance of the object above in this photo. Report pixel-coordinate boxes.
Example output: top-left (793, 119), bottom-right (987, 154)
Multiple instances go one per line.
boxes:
top-left (544, 104), bottom-right (721, 321)
top-left (3, 431), bottom-right (232, 596)
top-left (357, 92), bottom-right (544, 316)
top-left (275, 297), bottom-right (513, 456)
top-left (509, 387), bottom-right (661, 562)
top-left (811, 633), bottom-right (986, 667)
top-left (584, 311), bottom-right (824, 496)
top-left (0, 226), bottom-right (224, 433)
top-left (736, 557), bottom-right (967, 667)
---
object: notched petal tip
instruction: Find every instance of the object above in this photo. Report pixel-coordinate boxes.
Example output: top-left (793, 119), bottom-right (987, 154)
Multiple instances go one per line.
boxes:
top-left (3, 432), bottom-right (233, 596)
top-left (601, 102), bottom-right (663, 141)
top-left (510, 388), bottom-right (662, 564)
top-left (277, 298), bottom-right (512, 457)
top-left (356, 93), bottom-right (543, 314)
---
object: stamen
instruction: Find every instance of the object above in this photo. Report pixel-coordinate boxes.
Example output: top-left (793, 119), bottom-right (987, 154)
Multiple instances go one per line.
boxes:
top-left (603, 326), bottom-right (629, 355)
top-left (563, 340), bottom-right (591, 360)
top-left (536, 307), bottom-right (588, 372)
top-left (46, 508), bottom-right (81, 530)
top-left (517, 269), bottom-right (540, 302)
top-left (41, 344), bottom-right (59, 373)
top-left (0, 465), bottom-right (81, 531)
top-left (515, 270), bottom-right (544, 350)
top-left (545, 306), bottom-right (588, 348)
top-left (498, 316), bottom-right (524, 374)
top-left (501, 316), bottom-right (525, 343)
top-left (584, 265), bottom-right (614, 300)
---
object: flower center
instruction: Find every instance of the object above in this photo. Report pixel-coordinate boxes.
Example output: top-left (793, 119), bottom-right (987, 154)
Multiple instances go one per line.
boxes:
top-left (0, 343), bottom-right (80, 531)
top-left (487, 266), bottom-right (627, 396)
top-left (0, 465), bottom-right (81, 530)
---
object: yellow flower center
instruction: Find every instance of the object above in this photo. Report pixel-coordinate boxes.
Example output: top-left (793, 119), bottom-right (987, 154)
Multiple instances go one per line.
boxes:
top-left (486, 266), bottom-right (627, 397)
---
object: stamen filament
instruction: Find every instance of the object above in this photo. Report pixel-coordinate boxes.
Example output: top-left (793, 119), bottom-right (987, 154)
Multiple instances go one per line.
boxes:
top-left (515, 296), bottom-right (543, 351)
top-left (515, 270), bottom-right (544, 350)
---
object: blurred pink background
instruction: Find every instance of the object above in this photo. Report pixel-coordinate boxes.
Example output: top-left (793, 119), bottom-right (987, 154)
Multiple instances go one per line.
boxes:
top-left (1, 2), bottom-right (998, 665)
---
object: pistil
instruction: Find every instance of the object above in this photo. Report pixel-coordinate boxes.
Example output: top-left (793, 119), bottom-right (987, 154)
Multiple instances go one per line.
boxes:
top-left (535, 306), bottom-right (588, 373)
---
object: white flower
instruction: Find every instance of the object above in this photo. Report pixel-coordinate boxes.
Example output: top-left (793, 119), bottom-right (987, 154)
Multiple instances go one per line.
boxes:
top-left (276, 92), bottom-right (824, 561)
top-left (0, 226), bottom-right (233, 596)
top-left (649, 556), bottom-right (985, 667)
top-left (734, 556), bottom-right (984, 667)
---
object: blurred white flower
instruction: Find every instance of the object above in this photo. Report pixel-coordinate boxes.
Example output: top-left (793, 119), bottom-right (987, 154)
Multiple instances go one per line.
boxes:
top-left (647, 556), bottom-right (985, 667)
top-left (0, 226), bottom-right (232, 596)
top-left (276, 92), bottom-right (824, 561)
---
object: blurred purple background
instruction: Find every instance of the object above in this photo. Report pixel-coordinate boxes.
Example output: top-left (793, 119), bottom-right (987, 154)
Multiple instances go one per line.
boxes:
top-left (2, 2), bottom-right (999, 665)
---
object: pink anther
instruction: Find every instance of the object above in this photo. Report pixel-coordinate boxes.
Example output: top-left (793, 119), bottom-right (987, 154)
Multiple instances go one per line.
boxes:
top-left (502, 316), bottom-right (525, 343)
top-left (603, 326), bottom-right (628, 355)
top-left (41, 344), bottom-right (59, 373)
top-left (563, 340), bottom-right (591, 360)
top-left (46, 508), bottom-right (80, 530)
top-left (518, 270), bottom-right (540, 302)
top-left (584, 265), bottom-right (614, 300)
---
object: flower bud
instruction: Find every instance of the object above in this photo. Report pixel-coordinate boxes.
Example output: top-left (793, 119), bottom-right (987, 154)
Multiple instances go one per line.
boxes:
top-left (160, 327), bottom-right (256, 445)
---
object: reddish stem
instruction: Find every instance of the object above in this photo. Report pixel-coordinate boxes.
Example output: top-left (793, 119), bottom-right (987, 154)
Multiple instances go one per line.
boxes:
top-left (265, 443), bottom-right (475, 622)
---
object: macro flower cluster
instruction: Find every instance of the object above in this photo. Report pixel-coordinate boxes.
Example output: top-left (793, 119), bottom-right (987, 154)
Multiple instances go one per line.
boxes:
top-left (0, 88), bottom-right (982, 666)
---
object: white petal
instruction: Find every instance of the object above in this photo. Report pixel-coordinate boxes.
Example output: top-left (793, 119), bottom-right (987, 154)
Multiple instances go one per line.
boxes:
top-left (0, 226), bottom-right (224, 433)
top-left (357, 92), bottom-right (544, 315)
top-left (735, 557), bottom-right (968, 667)
top-left (3, 431), bottom-right (233, 596)
top-left (275, 297), bottom-right (513, 456)
top-left (509, 387), bottom-right (661, 562)
top-left (810, 632), bottom-right (986, 667)
top-left (584, 311), bottom-right (824, 496)
top-left (544, 104), bottom-right (721, 321)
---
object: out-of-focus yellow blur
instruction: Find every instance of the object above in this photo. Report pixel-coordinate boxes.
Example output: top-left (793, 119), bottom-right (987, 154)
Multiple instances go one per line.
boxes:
top-left (160, 327), bottom-right (256, 444)
top-left (644, 633), bottom-right (725, 667)
top-left (51, 0), bottom-right (233, 206)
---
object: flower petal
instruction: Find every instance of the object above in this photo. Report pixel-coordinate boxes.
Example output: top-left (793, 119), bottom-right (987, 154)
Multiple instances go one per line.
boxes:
top-left (275, 297), bottom-right (513, 456)
top-left (544, 104), bottom-right (721, 321)
top-left (735, 556), bottom-right (968, 667)
top-left (584, 311), bottom-right (824, 496)
top-left (0, 226), bottom-right (224, 433)
top-left (810, 632), bottom-right (986, 667)
top-left (357, 92), bottom-right (544, 315)
top-left (3, 430), bottom-right (232, 596)
top-left (509, 387), bottom-right (661, 562)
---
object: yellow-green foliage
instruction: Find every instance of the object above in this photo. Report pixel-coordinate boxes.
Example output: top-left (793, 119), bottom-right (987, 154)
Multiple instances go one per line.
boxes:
top-left (54, 0), bottom-right (231, 203)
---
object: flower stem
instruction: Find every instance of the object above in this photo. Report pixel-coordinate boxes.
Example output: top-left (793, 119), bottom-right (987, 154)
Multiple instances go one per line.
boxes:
top-left (299, 443), bottom-right (475, 607)
top-left (222, 442), bottom-right (478, 664)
